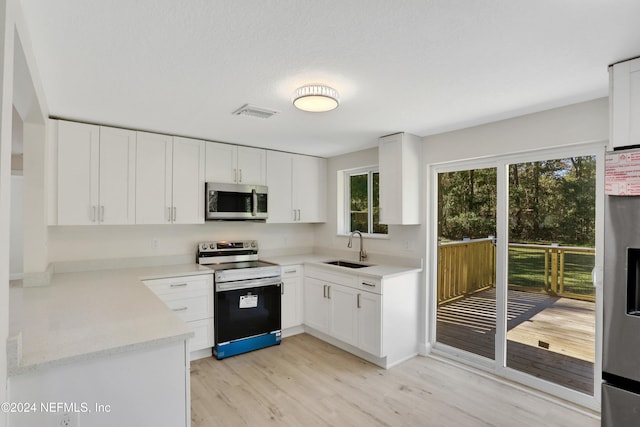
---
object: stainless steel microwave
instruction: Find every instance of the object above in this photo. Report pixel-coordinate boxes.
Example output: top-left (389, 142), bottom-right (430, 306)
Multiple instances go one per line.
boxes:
top-left (205, 182), bottom-right (268, 220)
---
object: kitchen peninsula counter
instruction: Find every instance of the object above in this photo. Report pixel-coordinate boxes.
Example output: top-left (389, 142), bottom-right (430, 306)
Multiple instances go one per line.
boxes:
top-left (8, 264), bottom-right (212, 376)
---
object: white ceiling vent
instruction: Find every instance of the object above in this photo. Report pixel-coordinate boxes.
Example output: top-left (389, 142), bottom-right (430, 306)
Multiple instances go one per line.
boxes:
top-left (232, 104), bottom-right (279, 119)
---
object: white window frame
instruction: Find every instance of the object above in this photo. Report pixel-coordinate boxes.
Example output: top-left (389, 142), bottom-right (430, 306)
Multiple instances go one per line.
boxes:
top-left (338, 165), bottom-right (388, 237)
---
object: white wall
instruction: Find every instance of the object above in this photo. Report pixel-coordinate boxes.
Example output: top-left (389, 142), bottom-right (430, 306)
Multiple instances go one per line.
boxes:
top-left (48, 222), bottom-right (317, 263)
top-left (0, 0), bottom-right (12, 421)
top-left (9, 174), bottom-right (22, 278)
top-left (423, 97), bottom-right (608, 164)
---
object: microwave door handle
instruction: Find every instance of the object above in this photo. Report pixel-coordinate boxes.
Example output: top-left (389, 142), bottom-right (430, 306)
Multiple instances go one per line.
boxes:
top-left (252, 188), bottom-right (257, 217)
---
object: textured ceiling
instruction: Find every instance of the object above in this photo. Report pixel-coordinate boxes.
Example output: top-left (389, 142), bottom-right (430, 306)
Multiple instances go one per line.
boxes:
top-left (19, 0), bottom-right (640, 157)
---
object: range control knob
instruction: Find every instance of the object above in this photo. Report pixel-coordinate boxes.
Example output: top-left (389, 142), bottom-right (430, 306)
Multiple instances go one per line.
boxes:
top-left (201, 243), bottom-right (207, 251)
top-left (250, 241), bottom-right (257, 248)
top-left (209, 243), bottom-right (215, 249)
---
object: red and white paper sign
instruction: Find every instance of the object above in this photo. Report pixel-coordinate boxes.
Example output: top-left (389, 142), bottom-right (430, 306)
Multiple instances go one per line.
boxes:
top-left (606, 150), bottom-right (640, 196)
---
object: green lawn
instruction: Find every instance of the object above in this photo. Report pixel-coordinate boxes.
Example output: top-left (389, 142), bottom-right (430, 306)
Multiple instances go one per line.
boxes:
top-left (508, 247), bottom-right (595, 296)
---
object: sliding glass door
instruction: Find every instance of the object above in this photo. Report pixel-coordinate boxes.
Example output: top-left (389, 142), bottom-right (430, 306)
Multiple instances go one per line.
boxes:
top-left (506, 156), bottom-right (596, 395)
top-left (436, 167), bottom-right (497, 361)
top-left (432, 144), bottom-right (603, 409)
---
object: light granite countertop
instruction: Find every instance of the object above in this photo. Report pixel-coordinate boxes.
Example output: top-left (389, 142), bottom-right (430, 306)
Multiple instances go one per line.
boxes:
top-left (9, 264), bottom-right (212, 376)
top-left (262, 253), bottom-right (423, 279)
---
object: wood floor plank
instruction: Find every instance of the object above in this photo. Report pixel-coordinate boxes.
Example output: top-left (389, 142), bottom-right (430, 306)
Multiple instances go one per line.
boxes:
top-left (190, 334), bottom-right (599, 427)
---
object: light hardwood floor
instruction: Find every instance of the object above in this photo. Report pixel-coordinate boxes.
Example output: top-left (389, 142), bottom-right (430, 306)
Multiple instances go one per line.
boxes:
top-left (190, 334), bottom-right (599, 426)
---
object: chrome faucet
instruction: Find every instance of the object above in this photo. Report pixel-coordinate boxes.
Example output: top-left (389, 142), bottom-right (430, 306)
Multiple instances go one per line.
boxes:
top-left (348, 230), bottom-right (367, 262)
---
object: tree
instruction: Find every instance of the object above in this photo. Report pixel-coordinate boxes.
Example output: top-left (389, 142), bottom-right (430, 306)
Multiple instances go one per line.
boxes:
top-left (438, 156), bottom-right (595, 246)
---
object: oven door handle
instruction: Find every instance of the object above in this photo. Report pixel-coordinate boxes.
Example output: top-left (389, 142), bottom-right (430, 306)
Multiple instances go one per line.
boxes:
top-left (216, 278), bottom-right (282, 292)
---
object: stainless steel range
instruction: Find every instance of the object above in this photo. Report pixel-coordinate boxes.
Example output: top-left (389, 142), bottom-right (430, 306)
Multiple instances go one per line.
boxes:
top-left (197, 240), bottom-right (282, 359)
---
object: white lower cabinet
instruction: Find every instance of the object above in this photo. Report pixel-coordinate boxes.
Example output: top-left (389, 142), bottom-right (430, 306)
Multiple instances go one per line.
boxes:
top-left (143, 274), bottom-right (214, 360)
top-left (328, 283), bottom-right (358, 347)
top-left (356, 290), bottom-right (382, 356)
top-left (281, 264), bottom-right (304, 332)
top-left (304, 265), bottom-right (417, 368)
top-left (303, 277), bottom-right (330, 333)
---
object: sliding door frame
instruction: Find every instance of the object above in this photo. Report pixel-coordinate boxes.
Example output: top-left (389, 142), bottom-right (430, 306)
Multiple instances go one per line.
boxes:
top-left (427, 141), bottom-right (606, 411)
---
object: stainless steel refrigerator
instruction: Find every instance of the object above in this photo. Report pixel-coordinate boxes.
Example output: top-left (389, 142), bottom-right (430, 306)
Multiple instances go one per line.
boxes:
top-left (603, 164), bottom-right (640, 425)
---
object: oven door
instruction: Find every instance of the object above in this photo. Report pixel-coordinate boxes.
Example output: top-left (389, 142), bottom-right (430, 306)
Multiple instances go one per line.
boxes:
top-left (206, 182), bottom-right (268, 220)
top-left (215, 277), bottom-right (281, 344)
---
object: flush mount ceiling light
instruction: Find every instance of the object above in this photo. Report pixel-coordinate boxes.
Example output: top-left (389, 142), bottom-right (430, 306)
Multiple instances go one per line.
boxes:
top-left (292, 85), bottom-right (340, 112)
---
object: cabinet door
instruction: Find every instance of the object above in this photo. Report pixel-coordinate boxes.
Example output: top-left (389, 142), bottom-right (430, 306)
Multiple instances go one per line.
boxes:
top-left (172, 137), bottom-right (204, 224)
top-left (281, 265), bottom-right (303, 329)
top-left (611, 57), bottom-right (640, 148)
top-left (57, 121), bottom-right (99, 225)
top-left (357, 291), bottom-right (382, 356)
top-left (98, 126), bottom-right (136, 224)
top-left (304, 277), bottom-right (329, 333)
top-left (266, 150), bottom-right (294, 223)
top-left (292, 155), bottom-right (326, 223)
top-left (379, 133), bottom-right (421, 225)
top-left (328, 284), bottom-right (358, 346)
top-left (237, 146), bottom-right (266, 185)
top-left (205, 141), bottom-right (237, 183)
top-left (136, 131), bottom-right (173, 224)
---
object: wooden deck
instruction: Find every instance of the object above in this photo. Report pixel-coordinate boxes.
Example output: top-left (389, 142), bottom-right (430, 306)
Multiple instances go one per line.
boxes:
top-left (437, 288), bottom-right (595, 395)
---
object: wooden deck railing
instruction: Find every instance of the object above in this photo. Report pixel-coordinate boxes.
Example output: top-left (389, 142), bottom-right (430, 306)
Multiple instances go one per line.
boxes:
top-left (438, 238), bottom-right (496, 305)
top-left (509, 243), bottom-right (596, 302)
top-left (438, 239), bottom-right (596, 305)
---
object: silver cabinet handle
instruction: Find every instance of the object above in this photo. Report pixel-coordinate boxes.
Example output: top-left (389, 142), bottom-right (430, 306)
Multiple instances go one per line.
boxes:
top-left (91, 206), bottom-right (96, 222)
top-left (239, 169), bottom-right (243, 183)
top-left (234, 168), bottom-right (237, 183)
top-left (327, 285), bottom-right (331, 299)
top-left (173, 307), bottom-right (188, 312)
top-left (284, 269), bottom-right (297, 274)
top-left (357, 293), bottom-right (361, 309)
top-left (170, 283), bottom-right (188, 288)
top-left (362, 282), bottom-right (376, 287)
top-left (167, 207), bottom-right (172, 222)
top-left (323, 284), bottom-right (327, 298)
top-left (100, 205), bottom-right (105, 222)
top-left (298, 209), bottom-right (301, 221)
top-left (173, 206), bottom-right (177, 222)
top-left (281, 283), bottom-right (285, 295)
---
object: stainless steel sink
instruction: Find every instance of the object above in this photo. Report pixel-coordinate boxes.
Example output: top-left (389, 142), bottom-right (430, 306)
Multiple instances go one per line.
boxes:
top-left (324, 260), bottom-right (371, 269)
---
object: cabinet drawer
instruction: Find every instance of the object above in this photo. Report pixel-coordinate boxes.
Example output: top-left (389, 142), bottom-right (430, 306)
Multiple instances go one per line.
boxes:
top-left (188, 318), bottom-right (214, 352)
top-left (358, 277), bottom-right (382, 294)
top-left (143, 274), bottom-right (213, 296)
top-left (162, 292), bottom-right (213, 322)
top-left (281, 264), bottom-right (302, 279)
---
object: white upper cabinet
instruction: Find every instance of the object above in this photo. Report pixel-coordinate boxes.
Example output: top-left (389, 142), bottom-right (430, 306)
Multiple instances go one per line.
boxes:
top-left (292, 154), bottom-right (326, 223)
top-left (378, 132), bottom-right (421, 225)
top-left (266, 150), bottom-right (294, 222)
top-left (266, 151), bottom-right (326, 223)
top-left (57, 120), bottom-right (135, 225)
top-left (610, 57), bottom-right (640, 149)
top-left (172, 137), bottom-right (205, 224)
top-left (99, 126), bottom-right (136, 224)
top-left (205, 142), bottom-right (266, 185)
top-left (136, 132), bottom-right (204, 224)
